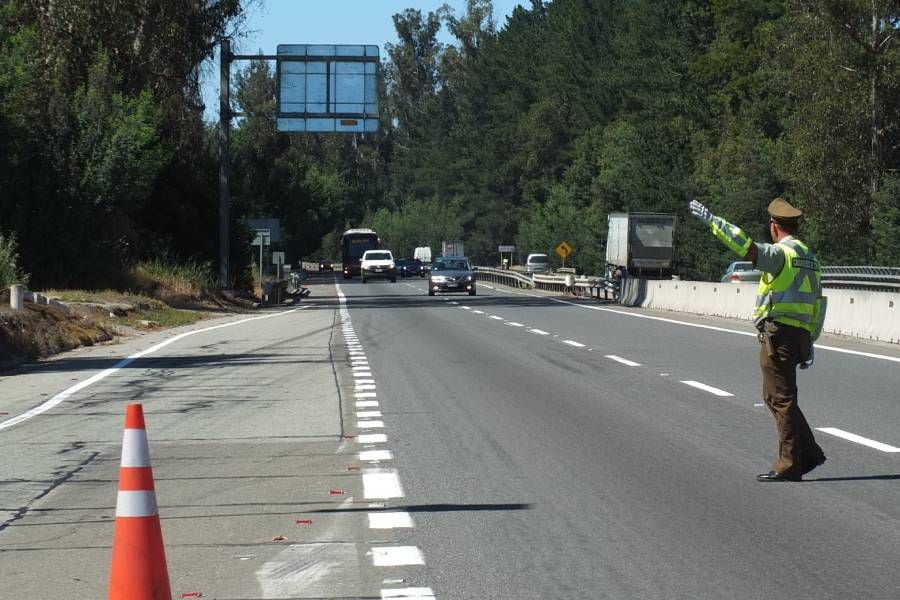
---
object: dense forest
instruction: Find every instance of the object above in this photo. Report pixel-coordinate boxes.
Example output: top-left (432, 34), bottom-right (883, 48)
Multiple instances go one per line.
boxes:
top-left (2, 0), bottom-right (899, 289)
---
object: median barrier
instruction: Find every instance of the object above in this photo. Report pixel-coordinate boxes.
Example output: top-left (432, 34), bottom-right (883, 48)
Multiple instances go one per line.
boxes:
top-left (635, 279), bottom-right (900, 345)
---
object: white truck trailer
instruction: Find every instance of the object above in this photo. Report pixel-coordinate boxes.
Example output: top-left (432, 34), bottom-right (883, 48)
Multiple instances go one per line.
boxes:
top-left (605, 213), bottom-right (676, 278)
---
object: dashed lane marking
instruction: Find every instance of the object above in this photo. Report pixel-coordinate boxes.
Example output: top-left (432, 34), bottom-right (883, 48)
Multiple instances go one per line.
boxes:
top-left (563, 340), bottom-right (586, 348)
top-left (506, 322), bottom-right (524, 327)
top-left (528, 328), bottom-right (549, 335)
top-left (360, 449), bottom-right (393, 461)
top-left (605, 355), bottom-right (641, 367)
top-left (816, 427), bottom-right (900, 452)
top-left (363, 470), bottom-right (405, 499)
top-left (680, 380), bottom-right (734, 397)
top-left (357, 420), bottom-right (385, 429)
top-left (358, 433), bottom-right (387, 444)
top-left (357, 411), bottom-right (382, 418)
top-left (368, 512), bottom-right (414, 529)
top-left (356, 401), bottom-right (380, 408)
top-left (489, 315), bottom-right (504, 320)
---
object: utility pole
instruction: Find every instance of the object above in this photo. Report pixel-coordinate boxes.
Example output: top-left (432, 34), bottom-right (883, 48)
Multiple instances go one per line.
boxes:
top-left (218, 40), bottom-right (231, 288)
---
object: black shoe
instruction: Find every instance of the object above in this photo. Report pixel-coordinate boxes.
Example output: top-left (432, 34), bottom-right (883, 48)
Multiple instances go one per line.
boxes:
top-left (757, 470), bottom-right (801, 482)
top-left (801, 455), bottom-right (827, 475)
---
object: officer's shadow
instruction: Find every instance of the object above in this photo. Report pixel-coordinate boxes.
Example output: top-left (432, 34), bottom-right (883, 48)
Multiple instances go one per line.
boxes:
top-left (804, 474), bottom-right (900, 482)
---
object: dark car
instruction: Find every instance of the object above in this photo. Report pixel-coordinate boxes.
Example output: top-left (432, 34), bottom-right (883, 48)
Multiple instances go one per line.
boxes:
top-left (428, 256), bottom-right (476, 296)
top-left (398, 258), bottom-right (424, 278)
top-left (319, 259), bottom-right (334, 272)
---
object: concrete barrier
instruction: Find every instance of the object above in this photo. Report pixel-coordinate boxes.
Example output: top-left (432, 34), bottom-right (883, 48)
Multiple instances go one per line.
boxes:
top-left (634, 279), bottom-right (900, 344)
top-left (10, 284), bottom-right (25, 311)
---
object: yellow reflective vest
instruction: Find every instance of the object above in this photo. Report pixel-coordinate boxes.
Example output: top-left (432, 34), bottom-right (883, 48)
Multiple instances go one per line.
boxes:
top-left (754, 239), bottom-right (824, 338)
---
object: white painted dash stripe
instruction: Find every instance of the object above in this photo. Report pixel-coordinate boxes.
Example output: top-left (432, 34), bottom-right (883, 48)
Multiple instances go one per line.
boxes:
top-left (357, 411), bottom-right (382, 418)
top-left (381, 589), bottom-right (435, 600)
top-left (473, 310), bottom-right (484, 314)
top-left (356, 384), bottom-right (377, 391)
top-left (356, 401), bottom-right (379, 408)
top-left (681, 380), bottom-right (734, 397)
top-left (353, 372), bottom-right (373, 378)
top-left (355, 392), bottom-right (377, 398)
top-left (506, 322), bottom-right (524, 327)
top-left (353, 366), bottom-right (371, 371)
top-left (489, 315), bottom-right (503, 320)
top-left (357, 420), bottom-right (384, 429)
top-left (461, 306), bottom-right (472, 310)
top-left (368, 512), bottom-right (414, 529)
top-left (816, 427), bottom-right (900, 452)
top-left (563, 340), bottom-right (586, 348)
top-left (482, 285), bottom-right (495, 290)
top-left (358, 433), bottom-right (387, 444)
top-left (363, 471), bottom-right (404, 499)
top-left (359, 449), bottom-right (393, 461)
top-left (371, 546), bottom-right (423, 566)
top-left (605, 355), bottom-right (641, 367)
top-left (528, 328), bottom-right (549, 335)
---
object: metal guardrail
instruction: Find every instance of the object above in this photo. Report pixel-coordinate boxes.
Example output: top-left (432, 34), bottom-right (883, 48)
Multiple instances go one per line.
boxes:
top-left (476, 267), bottom-right (619, 300)
top-left (820, 266), bottom-right (900, 292)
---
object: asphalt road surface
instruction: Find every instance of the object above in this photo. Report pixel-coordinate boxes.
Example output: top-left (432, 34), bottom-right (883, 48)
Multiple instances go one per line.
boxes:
top-left (1, 274), bottom-right (898, 599)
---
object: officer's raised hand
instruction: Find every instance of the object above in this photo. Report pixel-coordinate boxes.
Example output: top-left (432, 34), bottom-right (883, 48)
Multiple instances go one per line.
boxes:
top-left (689, 199), bottom-right (713, 224)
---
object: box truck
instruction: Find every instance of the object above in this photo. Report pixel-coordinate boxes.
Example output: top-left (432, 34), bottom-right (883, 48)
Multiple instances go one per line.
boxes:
top-left (605, 213), bottom-right (676, 278)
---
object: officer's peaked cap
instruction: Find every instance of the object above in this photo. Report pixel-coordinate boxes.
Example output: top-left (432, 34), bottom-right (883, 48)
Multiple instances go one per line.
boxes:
top-left (768, 198), bottom-right (802, 221)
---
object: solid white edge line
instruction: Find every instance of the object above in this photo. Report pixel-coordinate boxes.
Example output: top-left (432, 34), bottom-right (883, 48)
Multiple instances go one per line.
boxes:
top-left (0, 307), bottom-right (304, 431)
top-left (680, 380), bottom-right (734, 397)
top-left (815, 427), bottom-right (900, 452)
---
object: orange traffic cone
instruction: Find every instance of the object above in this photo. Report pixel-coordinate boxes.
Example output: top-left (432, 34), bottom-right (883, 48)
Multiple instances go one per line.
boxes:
top-left (108, 404), bottom-right (172, 600)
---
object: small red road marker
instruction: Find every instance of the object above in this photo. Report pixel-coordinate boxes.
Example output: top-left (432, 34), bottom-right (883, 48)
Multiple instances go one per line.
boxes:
top-left (180, 593), bottom-right (203, 598)
top-left (347, 465), bottom-right (360, 471)
top-left (295, 519), bottom-right (312, 525)
top-left (329, 489), bottom-right (345, 496)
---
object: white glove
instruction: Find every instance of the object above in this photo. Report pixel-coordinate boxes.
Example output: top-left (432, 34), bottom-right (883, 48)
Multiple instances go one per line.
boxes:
top-left (689, 199), bottom-right (713, 224)
top-left (799, 347), bottom-right (814, 370)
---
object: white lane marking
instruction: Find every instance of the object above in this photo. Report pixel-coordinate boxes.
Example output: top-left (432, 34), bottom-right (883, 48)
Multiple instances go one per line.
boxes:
top-left (353, 372), bottom-right (373, 378)
top-left (381, 588), bottom-right (435, 599)
top-left (506, 322), bottom-right (524, 327)
top-left (0, 307), bottom-right (305, 431)
top-left (360, 449), bottom-right (393, 461)
top-left (371, 546), bottom-right (424, 566)
top-left (528, 328), bottom-right (549, 335)
top-left (816, 427), bottom-right (900, 452)
top-left (368, 512), bottom-right (414, 529)
top-left (352, 362), bottom-right (369, 367)
top-left (754, 403), bottom-right (765, 407)
top-left (356, 401), bottom-right (380, 408)
top-left (363, 471), bottom-right (404, 499)
top-left (356, 384), bottom-right (377, 391)
top-left (450, 301), bottom-right (459, 305)
top-left (357, 420), bottom-right (384, 429)
top-left (461, 306), bottom-right (472, 310)
top-left (605, 355), bottom-right (641, 367)
top-left (355, 392), bottom-right (377, 398)
top-left (482, 285), bottom-right (495, 290)
top-left (358, 433), bottom-right (387, 444)
top-left (681, 380), bottom-right (734, 397)
top-left (546, 296), bottom-right (900, 365)
top-left (563, 340), bottom-right (586, 348)
top-left (473, 310), bottom-right (485, 314)
top-left (489, 315), bottom-right (503, 320)
top-left (357, 411), bottom-right (382, 418)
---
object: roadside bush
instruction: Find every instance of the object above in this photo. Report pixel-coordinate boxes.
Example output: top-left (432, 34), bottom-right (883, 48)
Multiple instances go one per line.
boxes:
top-left (0, 233), bottom-right (28, 288)
top-left (129, 257), bottom-right (215, 301)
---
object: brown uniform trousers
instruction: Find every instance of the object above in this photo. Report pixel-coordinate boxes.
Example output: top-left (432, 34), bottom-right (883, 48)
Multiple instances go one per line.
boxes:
top-left (758, 320), bottom-right (825, 476)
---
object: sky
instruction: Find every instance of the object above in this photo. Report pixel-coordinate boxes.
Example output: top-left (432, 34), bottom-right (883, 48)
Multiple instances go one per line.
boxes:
top-left (201, 0), bottom-right (526, 122)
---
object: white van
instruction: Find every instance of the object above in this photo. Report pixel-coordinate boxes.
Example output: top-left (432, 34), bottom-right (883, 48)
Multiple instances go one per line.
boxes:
top-left (525, 253), bottom-right (550, 274)
top-left (414, 247), bottom-right (432, 265)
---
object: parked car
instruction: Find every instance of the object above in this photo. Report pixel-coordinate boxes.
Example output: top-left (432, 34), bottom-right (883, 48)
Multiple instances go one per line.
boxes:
top-left (360, 250), bottom-right (397, 283)
top-left (319, 259), bottom-right (333, 272)
top-left (428, 256), bottom-right (476, 296)
top-left (398, 258), bottom-right (424, 278)
top-left (721, 261), bottom-right (762, 283)
top-left (525, 253), bottom-right (550, 274)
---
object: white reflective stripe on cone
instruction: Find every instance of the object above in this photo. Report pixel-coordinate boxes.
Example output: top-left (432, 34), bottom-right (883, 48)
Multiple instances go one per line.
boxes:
top-left (120, 429), bottom-right (150, 467)
top-left (115, 490), bottom-right (159, 517)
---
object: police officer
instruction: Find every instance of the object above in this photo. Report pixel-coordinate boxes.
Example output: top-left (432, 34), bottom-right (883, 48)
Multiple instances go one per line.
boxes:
top-left (690, 198), bottom-right (828, 482)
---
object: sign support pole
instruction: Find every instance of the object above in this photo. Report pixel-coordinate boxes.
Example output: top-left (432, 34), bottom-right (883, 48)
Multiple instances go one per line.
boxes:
top-left (218, 40), bottom-right (232, 288)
